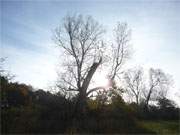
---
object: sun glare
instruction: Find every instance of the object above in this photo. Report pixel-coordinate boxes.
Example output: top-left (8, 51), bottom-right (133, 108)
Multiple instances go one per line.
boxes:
top-left (93, 71), bottom-right (110, 87)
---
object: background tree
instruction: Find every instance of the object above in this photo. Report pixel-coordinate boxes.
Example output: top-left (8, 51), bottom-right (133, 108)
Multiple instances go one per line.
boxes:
top-left (124, 67), bottom-right (144, 105)
top-left (157, 97), bottom-right (177, 109)
top-left (109, 22), bottom-right (131, 81)
top-left (143, 68), bottom-right (172, 109)
top-left (105, 22), bottom-right (131, 100)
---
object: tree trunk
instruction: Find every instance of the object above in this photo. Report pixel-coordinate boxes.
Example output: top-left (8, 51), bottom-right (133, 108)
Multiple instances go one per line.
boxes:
top-left (74, 58), bottom-right (102, 118)
top-left (136, 95), bottom-right (139, 105)
top-left (145, 90), bottom-right (152, 108)
top-left (74, 90), bottom-right (87, 118)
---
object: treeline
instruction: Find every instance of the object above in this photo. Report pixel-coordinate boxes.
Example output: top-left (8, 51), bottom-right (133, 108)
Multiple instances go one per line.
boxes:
top-left (1, 75), bottom-right (179, 134)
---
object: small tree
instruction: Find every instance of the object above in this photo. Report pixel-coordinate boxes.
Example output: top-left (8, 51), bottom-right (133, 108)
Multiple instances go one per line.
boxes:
top-left (157, 97), bottom-right (176, 109)
top-left (110, 22), bottom-right (131, 81)
top-left (105, 22), bottom-right (131, 101)
top-left (143, 68), bottom-right (172, 109)
top-left (124, 67), bottom-right (144, 105)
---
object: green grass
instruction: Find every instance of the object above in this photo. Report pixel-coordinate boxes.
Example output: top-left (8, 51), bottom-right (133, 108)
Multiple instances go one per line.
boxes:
top-left (140, 120), bottom-right (180, 135)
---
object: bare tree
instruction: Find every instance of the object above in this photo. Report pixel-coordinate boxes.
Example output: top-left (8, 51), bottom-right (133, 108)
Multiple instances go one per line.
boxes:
top-left (110, 22), bottom-right (131, 81)
top-left (54, 14), bottom-right (106, 115)
top-left (124, 67), bottom-right (144, 105)
top-left (143, 68), bottom-right (172, 108)
top-left (105, 22), bottom-right (132, 100)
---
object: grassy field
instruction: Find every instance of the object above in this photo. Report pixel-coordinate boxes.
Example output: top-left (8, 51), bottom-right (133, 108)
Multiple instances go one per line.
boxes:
top-left (140, 120), bottom-right (180, 135)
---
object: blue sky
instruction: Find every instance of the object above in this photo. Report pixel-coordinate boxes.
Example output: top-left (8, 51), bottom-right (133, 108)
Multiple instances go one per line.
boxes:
top-left (1, 0), bottom-right (180, 104)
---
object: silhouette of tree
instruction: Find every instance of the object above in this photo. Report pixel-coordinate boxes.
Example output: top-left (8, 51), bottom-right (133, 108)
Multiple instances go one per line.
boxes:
top-left (109, 22), bottom-right (131, 81)
top-left (158, 97), bottom-right (176, 109)
top-left (54, 14), bottom-right (106, 116)
top-left (124, 67), bottom-right (144, 105)
top-left (143, 68), bottom-right (172, 109)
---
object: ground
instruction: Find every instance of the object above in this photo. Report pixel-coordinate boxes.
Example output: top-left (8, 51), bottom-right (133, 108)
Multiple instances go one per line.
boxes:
top-left (140, 120), bottom-right (180, 135)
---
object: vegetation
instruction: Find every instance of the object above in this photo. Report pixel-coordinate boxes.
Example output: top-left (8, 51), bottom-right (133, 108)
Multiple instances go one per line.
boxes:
top-left (1, 75), bottom-right (179, 134)
top-left (140, 120), bottom-right (180, 135)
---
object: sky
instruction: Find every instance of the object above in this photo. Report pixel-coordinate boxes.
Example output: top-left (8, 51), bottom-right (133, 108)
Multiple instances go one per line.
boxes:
top-left (1, 0), bottom-right (180, 105)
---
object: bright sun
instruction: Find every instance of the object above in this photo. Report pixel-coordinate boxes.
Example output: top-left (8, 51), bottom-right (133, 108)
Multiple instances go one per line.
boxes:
top-left (93, 71), bottom-right (110, 87)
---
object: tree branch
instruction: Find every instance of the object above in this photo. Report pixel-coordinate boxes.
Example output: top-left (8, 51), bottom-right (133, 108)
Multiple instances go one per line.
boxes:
top-left (86, 86), bottom-right (106, 96)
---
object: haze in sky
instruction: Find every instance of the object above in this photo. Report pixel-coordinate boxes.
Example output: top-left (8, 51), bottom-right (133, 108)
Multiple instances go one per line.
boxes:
top-left (1, 0), bottom-right (180, 105)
